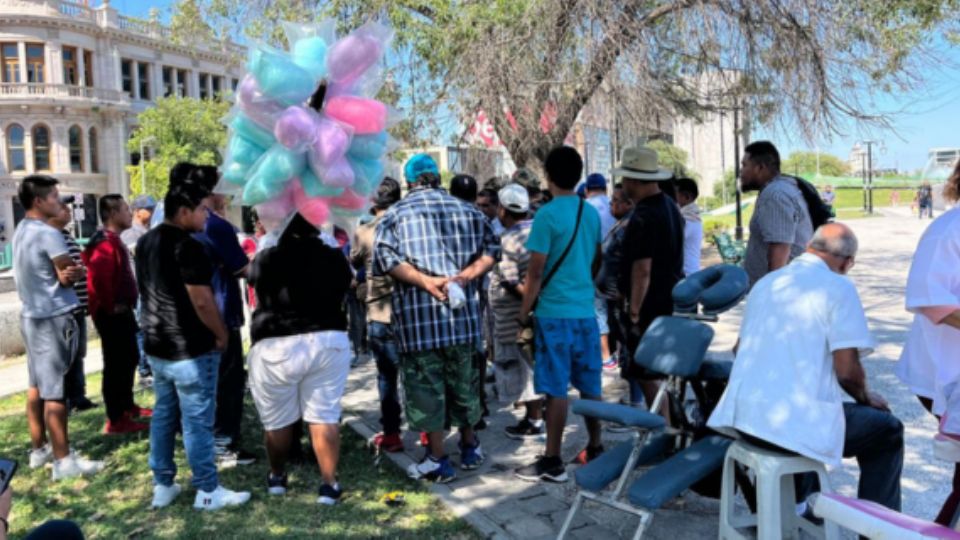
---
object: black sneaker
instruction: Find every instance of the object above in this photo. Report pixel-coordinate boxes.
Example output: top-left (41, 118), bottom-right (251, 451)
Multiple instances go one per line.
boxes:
top-left (267, 472), bottom-right (288, 496)
top-left (504, 418), bottom-right (544, 440)
top-left (216, 448), bottom-right (257, 468)
top-left (317, 483), bottom-right (342, 505)
top-left (571, 444), bottom-right (605, 465)
top-left (69, 397), bottom-right (97, 413)
top-left (515, 455), bottom-right (568, 483)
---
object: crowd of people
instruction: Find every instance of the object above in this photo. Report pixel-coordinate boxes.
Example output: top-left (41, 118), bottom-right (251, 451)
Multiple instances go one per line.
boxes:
top-left (5, 135), bottom-right (960, 535)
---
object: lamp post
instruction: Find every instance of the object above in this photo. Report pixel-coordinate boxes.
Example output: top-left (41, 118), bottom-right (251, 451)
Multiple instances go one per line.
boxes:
top-left (139, 135), bottom-right (157, 195)
top-left (858, 140), bottom-right (878, 214)
top-left (733, 104), bottom-right (743, 241)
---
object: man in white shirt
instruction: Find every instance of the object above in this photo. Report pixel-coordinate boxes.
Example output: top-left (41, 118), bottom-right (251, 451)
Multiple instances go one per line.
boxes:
top-left (585, 173), bottom-right (616, 239)
top-left (708, 223), bottom-right (903, 511)
top-left (675, 178), bottom-right (703, 276)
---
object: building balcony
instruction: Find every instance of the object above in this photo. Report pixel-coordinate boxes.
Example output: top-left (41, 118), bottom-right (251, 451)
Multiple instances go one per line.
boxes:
top-left (0, 83), bottom-right (130, 109)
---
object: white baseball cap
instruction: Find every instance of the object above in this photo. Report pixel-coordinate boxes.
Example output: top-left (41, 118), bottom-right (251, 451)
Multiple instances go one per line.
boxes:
top-left (498, 183), bottom-right (529, 213)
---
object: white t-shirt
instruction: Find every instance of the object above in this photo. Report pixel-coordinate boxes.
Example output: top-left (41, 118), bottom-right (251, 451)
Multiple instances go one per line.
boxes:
top-left (683, 219), bottom-right (703, 276)
top-left (707, 253), bottom-right (875, 466)
top-left (897, 207), bottom-right (960, 415)
top-left (587, 194), bottom-right (616, 239)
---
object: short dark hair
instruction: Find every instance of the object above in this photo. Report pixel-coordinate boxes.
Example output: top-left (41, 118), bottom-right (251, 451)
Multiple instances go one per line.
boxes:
top-left (744, 141), bottom-right (781, 172)
top-left (98, 194), bottom-right (126, 223)
top-left (373, 177), bottom-right (402, 210)
top-left (477, 188), bottom-right (498, 205)
top-left (169, 162), bottom-right (198, 190)
top-left (188, 165), bottom-right (220, 192)
top-left (544, 146), bottom-right (583, 190)
top-left (18, 174), bottom-right (59, 210)
top-left (675, 177), bottom-right (699, 200)
top-left (164, 181), bottom-right (209, 218)
top-left (450, 174), bottom-right (478, 202)
top-left (659, 177), bottom-right (678, 201)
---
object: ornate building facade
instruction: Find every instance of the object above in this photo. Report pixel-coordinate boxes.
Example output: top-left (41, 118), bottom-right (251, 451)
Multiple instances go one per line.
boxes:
top-left (0, 0), bottom-right (243, 243)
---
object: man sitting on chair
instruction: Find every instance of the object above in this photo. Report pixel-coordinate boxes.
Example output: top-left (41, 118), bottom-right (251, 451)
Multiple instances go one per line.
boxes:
top-left (708, 223), bottom-right (904, 512)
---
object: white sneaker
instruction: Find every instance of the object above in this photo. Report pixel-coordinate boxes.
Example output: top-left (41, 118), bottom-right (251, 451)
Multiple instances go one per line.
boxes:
top-left (152, 483), bottom-right (182, 508)
top-left (29, 443), bottom-right (53, 469)
top-left (51, 452), bottom-right (105, 481)
top-left (193, 485), bottom-right (251, 511)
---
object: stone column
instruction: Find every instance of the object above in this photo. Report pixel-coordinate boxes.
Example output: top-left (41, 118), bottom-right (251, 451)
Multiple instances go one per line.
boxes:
top-left (17, 42), bottom-right (26, 83)
top-left (76, 44), bottom-right (85, 86)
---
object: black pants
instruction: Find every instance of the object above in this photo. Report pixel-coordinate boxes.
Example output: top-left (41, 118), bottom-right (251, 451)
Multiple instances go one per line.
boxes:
top-left (93, 310), bottom-right (139, 423)
top-left (65, 310), bottom-right (87, 405)
top-left (214, 328), bottom-right (245, 447)
top-left (743, 402), bottom-right (903, 511)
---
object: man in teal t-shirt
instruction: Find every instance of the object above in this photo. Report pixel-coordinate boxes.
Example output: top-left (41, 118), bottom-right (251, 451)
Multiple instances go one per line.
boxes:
top-left (515, 146), bottom-right (604, 483)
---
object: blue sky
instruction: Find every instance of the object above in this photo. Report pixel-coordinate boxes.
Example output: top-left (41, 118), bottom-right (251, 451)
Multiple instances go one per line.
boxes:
top-left (118, 0), bottom-right (960, 172)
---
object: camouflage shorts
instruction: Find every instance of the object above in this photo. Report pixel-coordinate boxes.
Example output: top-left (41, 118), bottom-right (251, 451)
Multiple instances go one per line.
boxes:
top-left (400, 343), bottom-right (481, 433)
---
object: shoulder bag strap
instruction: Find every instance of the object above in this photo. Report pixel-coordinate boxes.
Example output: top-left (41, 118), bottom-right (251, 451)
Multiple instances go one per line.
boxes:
top-left (534, 199), bottom-right (584, 308)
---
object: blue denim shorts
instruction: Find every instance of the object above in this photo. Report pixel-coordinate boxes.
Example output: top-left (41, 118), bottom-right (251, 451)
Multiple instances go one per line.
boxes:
top-left (594, 294), bottom-right (609, 335)
top-left (533, 317), bottom-right (601, 398)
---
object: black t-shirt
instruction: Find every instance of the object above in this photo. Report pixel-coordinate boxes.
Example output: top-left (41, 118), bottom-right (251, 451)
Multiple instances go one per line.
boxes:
top-left (618, 192), bottom-right (685, 331)
top-left (249, 217), bottom-right (352, 344)
top-left (136, 224), bottom-right (216, 360)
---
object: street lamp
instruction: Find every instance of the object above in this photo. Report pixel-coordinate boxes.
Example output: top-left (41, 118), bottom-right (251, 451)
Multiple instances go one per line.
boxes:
top-left (858, 140), bottom-right (879, 214)
top-left (139, 135), bottom-right (157, 195)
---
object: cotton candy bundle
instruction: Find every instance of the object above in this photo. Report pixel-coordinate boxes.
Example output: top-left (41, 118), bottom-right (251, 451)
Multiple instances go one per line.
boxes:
top-left (218, 20), bottom-right (396, 228)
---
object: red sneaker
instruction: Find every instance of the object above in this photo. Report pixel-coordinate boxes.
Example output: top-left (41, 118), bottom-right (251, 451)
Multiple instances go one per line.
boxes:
top-left (127, 405), bottom-right (153, 419)
top-left (571, 445), bottom-right (605, 465)
top-left (373, 432), bottom-right (404, 453)
top-left (104, 416), bottom-right (149, 435)
top-left (419, 432), bottom-right (430, 447)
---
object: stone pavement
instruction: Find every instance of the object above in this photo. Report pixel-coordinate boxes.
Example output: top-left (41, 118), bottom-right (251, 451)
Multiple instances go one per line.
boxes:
top-left (339, 208), bottom-right (953, 539)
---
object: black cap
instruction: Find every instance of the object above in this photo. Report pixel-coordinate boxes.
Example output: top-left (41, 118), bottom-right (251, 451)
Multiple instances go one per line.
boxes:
top-left (59, 194), bottom-right (75, 205)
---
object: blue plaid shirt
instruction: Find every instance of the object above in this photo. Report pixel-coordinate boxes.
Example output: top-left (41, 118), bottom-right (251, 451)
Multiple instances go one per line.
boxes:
top-left (373, 186), bottom-right (500, 353)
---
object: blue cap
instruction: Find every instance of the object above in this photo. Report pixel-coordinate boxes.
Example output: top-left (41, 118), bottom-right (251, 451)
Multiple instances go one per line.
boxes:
top-left (132, 195), bottom-right (157, 210)
top-left (586, 173), bottom-right (607, 190)
top-left (403, 153), bottom-right (440, 184)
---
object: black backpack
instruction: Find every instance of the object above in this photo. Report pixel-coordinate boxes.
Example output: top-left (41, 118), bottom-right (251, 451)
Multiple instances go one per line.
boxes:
top-left (786, 175), bottom-right (834, 230)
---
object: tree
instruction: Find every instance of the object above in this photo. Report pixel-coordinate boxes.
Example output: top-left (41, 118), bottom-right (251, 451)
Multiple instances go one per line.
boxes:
top-left (180, 0), bottom-right (960, 169)
top-left (782, 151), bottom-right (849, 177)
top-left (646, 140), bottom-right (698, 180)
top-left (127, 96), bottom-right (232, 199)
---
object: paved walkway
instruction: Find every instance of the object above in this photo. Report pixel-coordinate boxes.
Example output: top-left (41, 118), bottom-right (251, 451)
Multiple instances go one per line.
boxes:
top-left (0, 210), bottom-right (949, 538)
top-left (339, 209), bottom-right (952, 539)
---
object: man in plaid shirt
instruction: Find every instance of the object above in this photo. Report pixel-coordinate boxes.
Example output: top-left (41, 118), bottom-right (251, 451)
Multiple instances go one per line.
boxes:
top-left (373, 154), bottom-right (498, 483)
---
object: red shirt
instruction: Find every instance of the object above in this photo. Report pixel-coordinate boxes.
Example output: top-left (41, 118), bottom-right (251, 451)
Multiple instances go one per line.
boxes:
top-left (82, 229), bottom-right (139, 316)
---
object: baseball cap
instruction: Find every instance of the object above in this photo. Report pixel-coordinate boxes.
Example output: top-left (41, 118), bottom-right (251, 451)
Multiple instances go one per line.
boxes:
top-left (403, 154), bottom-right (439, 184)
top-left (512, 168), bottom-right (540, 192)
top-left (498, 183), bottom-right (529, 214)
top-left (586, 173), bottom-right (607, 190)
top-left (132, 195), bottom-right (157, 210)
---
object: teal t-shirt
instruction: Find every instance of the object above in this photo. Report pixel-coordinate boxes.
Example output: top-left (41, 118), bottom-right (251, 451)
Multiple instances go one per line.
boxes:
top-left (525, 195), bottom-right (601, 319)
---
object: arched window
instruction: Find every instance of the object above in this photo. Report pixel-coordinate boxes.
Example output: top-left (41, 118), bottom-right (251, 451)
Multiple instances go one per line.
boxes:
top-left (68, 125), bottom-right (83, 172)
top-left (6, 124), bottom-right (25, 172)
top-left (32, 124), bottom-right (51, 171)
top-left (88, 127), bottom-right (99, 173)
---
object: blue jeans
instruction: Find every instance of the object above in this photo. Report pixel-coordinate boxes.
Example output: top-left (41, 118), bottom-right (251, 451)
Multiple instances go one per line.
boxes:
top-left (368, 322), bottom-right (402, 435)
top-left (135, 300), bottom-right (151, 377)
top-left (148, 352), bottom-right (220, 492)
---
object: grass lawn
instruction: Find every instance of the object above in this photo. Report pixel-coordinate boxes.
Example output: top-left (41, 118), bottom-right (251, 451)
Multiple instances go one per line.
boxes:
top-left (0, 373), bottom-right (476, 539)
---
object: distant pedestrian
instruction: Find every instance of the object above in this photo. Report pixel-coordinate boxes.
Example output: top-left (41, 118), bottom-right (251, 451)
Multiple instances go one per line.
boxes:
top-left (513, 168), bottom-right (544, 214)
top-left (247, 213), bottom-right (354, 505)
top-left (351, 178), bottom-right (405, 454)
top-left (594, 184), bottom-right (635, 378)
top-left (676, 177), bottom-right (703, 277)
top-left (488, 184), bottom-right (543, 438)
top-left (189, 165), bottom-right (256, 467)
top-left (820, 184), bottom-right (836, 208)
top-left (46, 196), bottom-right (95, 413)
top-left (83, 195), bottom-right (152, 435)
top-left (137, 180), bottom-right (250, 510)
top-left (584, 173), bottom-right (615, 238)
top-left (740, 141), bottom-right (814, 286)
top-left (891, 189), bottom-right (901, 207)
top-left (515, 146), bottom-right (603, 481)
top-left (120, 195), bottom-right (157, 253)
top-left (373, 154), bottom-right (498, 483)
top-left (918, 180), bottom-right (934, 219)
top-left (14, 174), bottom-right (104, 481)
top-left (477, 188), bottom-right (505, 236)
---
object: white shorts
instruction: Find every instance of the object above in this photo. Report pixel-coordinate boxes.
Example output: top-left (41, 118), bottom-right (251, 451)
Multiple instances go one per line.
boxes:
top-left (248, 330), bottom-right (351, 430)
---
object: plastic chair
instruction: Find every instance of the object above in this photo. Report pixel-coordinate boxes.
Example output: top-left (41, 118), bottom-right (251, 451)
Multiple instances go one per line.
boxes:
top-left (811, 492), bottom-right (960, 539)
top-left (719, 440), bottom-right (840, 540)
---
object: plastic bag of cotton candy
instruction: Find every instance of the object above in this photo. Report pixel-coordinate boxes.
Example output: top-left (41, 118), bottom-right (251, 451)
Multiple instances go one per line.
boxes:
top-left (218, 19), bottom-right (399, 233)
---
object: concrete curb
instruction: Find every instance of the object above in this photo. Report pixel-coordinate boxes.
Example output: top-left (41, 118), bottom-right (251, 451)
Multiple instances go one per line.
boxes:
top-left (343, 415), bottom-right (513, 540)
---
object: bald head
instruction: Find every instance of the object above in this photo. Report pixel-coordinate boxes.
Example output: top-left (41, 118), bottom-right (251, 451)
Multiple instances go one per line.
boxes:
top-left (808, 222), bottom-right (858, 274)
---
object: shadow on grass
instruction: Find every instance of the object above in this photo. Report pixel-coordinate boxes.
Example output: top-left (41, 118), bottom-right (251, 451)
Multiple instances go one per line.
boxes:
top-left (0, 375), bottom-right (477, 539)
